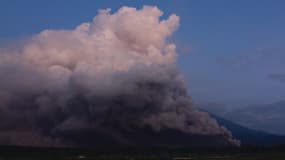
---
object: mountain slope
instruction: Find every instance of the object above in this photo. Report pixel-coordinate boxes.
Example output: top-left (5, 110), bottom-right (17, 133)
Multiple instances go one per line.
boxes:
top-left (224, 101), bottom-right (285, 135)
top-left (199, 101), bottom-right (285, 135)
top-left (55, 126), bottom-right (235, 148)
top-left (213, 114), bottom-right (285, 146)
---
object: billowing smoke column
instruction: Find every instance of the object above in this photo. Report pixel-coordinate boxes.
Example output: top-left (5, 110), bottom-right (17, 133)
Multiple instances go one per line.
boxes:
top-left (0, 6), bottom-right (240, 147)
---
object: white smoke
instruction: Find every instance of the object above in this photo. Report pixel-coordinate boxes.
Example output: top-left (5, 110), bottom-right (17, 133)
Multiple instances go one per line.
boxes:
top-left (0, 6), bottom-right (240, 147)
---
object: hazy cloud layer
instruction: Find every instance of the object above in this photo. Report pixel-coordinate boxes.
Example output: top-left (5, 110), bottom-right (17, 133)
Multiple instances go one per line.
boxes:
top-left (268, 73), bottom-right (285, 83)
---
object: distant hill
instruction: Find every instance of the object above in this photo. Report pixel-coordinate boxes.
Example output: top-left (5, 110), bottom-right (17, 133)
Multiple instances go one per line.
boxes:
top-left (199, 101), bottom-right (285, 135)
top-left (213, 114), bottom-right (285, 146)
top-left (224, 101), bottom-right (285, 135)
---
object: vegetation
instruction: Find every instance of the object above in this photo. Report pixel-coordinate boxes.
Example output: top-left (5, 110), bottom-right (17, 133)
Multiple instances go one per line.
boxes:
top-left (1, 145), bottom-right (285, 160)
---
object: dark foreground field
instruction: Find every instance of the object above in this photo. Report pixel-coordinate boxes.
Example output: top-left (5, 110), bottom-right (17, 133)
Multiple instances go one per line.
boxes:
top-left (1, 146), bottom-right (285, 160)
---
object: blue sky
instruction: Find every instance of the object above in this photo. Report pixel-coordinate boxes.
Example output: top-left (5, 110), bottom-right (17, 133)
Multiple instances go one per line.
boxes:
top-left (1, 0), bottom-right (285, 107)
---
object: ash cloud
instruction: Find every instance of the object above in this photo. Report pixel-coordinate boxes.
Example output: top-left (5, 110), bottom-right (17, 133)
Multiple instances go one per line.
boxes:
top-left (0, 6), bottom-right (240, 147)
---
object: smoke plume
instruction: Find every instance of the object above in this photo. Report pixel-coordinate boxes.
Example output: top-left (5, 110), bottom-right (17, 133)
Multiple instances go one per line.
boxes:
top-left (0, 6), bottom-right (240, 147)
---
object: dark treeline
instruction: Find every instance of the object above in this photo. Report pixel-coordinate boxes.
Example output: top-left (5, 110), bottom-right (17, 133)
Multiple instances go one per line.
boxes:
top-left (1, 145), bottom-right (285, 159)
